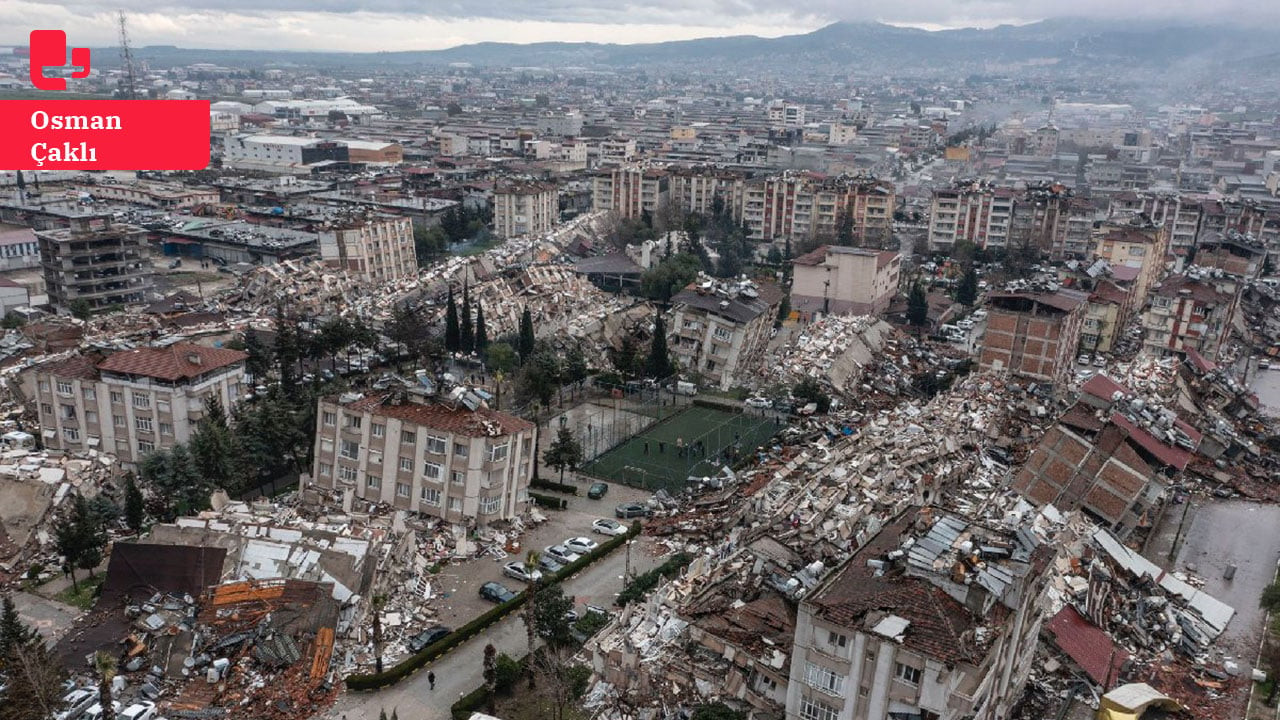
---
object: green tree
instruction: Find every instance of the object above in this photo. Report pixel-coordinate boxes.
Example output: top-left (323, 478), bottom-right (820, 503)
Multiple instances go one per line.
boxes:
top-left (955, 266), bottom-right (978, 307)
top-left (907, 281), bottom-right (929, 334)
top-left (767, 245), bottom-right (783, 264)
top-left (483, 643), bottom-right (498, 714)
top-left (68, 299), bottom-right (91, 321)
top-left (691, 702), bottom-right (747, 720)
top-left (0, 594), bottom-right (66, 720)
top-left (486, 342), bottom-right (517, 375)
top-left (836, 211), bottom-right (854, 246)
top-left (244, 331), bottom-right (270, 380)
top-left (610, 335), bottom-right (640, 377)
top-left (272, 303), bottom-right (302, 389)
top-left (645, 316), bottom-right (673, 379)
top-left (93, 651), bottom-right (117, 720)
top-left (715, 246), bottom-right (743, 278)
top-left (191, 395), bottom-right (244, 494)
top-left (446, 101), bottom-right (463, 116)
top-left (123, 475), bottom-right (144, 534)
top-left (386, 303), bottom-right (435, 369)
top-left (444, 287), bottom-right (460, 353)
top-left (54, 494), bottom-right (104, 592)
top-left (564, 345), bottom-right (589, 384)
top-left (474, 303), bottom-right (488, 353)
top-left (792, 377), bottom-right (832, 414)
top-left (543, 426), bottom-right (583, 484)
top-left (530, 582), bottom-right (575, 648)
top-left (639, 253), bottom-right (701, 304)
top-left (460, 282), bottom-right (474, 353)
top-left (775, 295), bottom-right (791, 329)
top-left (517, 307), bottom-right (536, 361)
top-left (516, 350), bottom-right (561, 407)
top-left (1, 312), bottom-right (25, 329)
top-left (521, 549), bottom-right (542, 687)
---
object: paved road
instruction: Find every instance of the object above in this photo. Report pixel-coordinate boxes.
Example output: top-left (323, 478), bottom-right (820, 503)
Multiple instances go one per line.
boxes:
top-left (324, 536), bottom-right (661, 720)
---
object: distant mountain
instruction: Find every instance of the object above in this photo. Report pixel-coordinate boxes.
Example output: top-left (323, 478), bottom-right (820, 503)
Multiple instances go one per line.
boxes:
top-left (116, 19), bottom-right (1280, 75)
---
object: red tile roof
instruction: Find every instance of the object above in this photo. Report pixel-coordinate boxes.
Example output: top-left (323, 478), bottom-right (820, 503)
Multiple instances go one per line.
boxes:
top-left (1082, 374), bottom-right (1129, 403)
top-left (37, 353), bottom-right (103, 381)
top-left (1046, 605), bottom-right (1128, 685)
top-left (342, 392), bottom-right (534, 438)
top-left (1109, 412), bottom-right (1192, 470)
top-left (96, 343), bottom-right (248, 382)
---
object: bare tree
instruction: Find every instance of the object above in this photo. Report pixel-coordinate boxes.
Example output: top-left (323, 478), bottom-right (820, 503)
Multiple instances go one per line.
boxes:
top-left (530, 646), bottom-right (591, 720)
top-left (522, 549), bottom-right (542, 688)
top-left (2, 641), bottom-right (68, 720)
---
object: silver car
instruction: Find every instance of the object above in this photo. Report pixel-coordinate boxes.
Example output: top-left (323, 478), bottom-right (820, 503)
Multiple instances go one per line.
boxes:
top-left (502, 562), bottom-right (543, 584)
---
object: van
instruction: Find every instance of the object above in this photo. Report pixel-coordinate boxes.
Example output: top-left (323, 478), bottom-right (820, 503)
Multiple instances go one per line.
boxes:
top-left (674, 381), bottom-right (698, 396)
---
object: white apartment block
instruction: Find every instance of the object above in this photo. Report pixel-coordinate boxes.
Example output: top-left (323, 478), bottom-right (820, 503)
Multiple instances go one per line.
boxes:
top-left (493, 181), bottom-right (558, 239)
top-left (927, 184), bottom-right (1015, 252)
top-left (790, 246), bottom-right (901, 319)
top-left (669, 280), bottom-right (784, 391)
top-left (24, 343), bottom-right (249, 464)
top-left (318, 216), bottom-right (418, 283)
top-left (592, 166), bottom-right (669, 220)
top-left (0, 223), bottom-right (40, 272)
top-left (311, 391), bottom-right (536, 525)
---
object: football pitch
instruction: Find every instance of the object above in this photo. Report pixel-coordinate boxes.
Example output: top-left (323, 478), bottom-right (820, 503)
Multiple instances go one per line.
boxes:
top-left (579, 404), bottom-right (781, 492)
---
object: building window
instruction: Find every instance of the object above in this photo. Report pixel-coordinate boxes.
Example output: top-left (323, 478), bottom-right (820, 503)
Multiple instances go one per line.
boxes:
top-left (137, 439), bottom-right (154, 454)
top-left (401, 430), bottom-right (416, 445)
top-left (113, 414), bottom-right (126, 428)
top-left (82, 387), bottom-right (96, 401)
top-left (426, 435), bottom-right (447, 454)
top-left (60, 404), bottom-right (76, 420)
top-left (38, 380), bottom-right (49, 393)
top-left (348, 415), bottom-right (362, 429)
top-left (159, 422), bottom-right (173, 436)
top-left (56, 380), bottom-right (73, 395)
top-left (366, 473), bottom-right (379, 489)
top-left (40, 403), bottom-right (52, 416)
top-left (804, 662), bottom-right (845, 697)
top-left (479, 496), bottom-right (500, 514)
top-left (340, 440), bottom-right (360, 460)
top-left (451, 470), bottom-right (465, 485)
top-left (157, 399), bottom-right (170, 414)
top-left (318, 463), bottom-right (332, 477)
top-left (894, 662), bottom-right (921, 686)
top-left (372, 423), bottom-right (385, 438)
top-left (799, 697), bottom-right (838, 720)
top-left (454, 442), bottom-right (469, 458)
top-left (488, 443), bottom-right (509, 462)
top-left (396, 482), bottom-right (411, 498)
top-left (135, 417), bottom-right (153, 433)
top-left (85, 411), bottom-right (97, 424)
top-left (828, 631), bottom-right (847, 648)
top-left (713, 327), bottom-right (731, 341)
top-left (399, 457), bottom-right (414, 473)
top-left (424, 462), bottom-right (443, 480)
top-left (63, 427), bottom-right (80, 442)
top-left (110, 391), bottom-right (123, 404)
top-left (323, 411), bottom-right (336, 426)
top-left (420, 487), bottom-right (441, 506)
top-left (339, 465), bottom-right (358, 483)
top-left (132, 392), bottom-right (151, 410)
top-left (448, 497), bottom-right (462, 512)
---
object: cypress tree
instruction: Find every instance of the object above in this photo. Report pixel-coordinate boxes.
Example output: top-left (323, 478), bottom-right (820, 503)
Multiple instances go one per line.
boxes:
top-left (518, 307), bottom-right (536, 360)
top-left (646, 316), bottom-right (673, 379)
top-left (475, 304), bottom-right (488, 353)
top-left (444, 287), bottom-right (460, 353)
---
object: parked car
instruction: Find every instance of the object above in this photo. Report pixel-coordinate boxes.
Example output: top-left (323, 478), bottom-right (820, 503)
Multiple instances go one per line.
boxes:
top-left (587, 482), bottom-right (609, 499)
top-left (956, 319), bottom-right (975, 330)
top-left (544, 544), bottom-right (582, 565)
top-left (120, 701), bottom-right (158, 720)
top-left (615, 502), bottom-right (651, 519)
top-left (57, 688), bottom-right (97, 720)
top-left (407, 625), bottom-right (452, 653)
top-left (479, 581), bottom-right (518, 604)
top-left (972, 309), bottom-right (988, 320)
top-left (592, 518), bottom-right (627, 536)
top-left (564, 536), bottom-right (599, 554)
top-left (537, 555), bottom-right (564, 574)
top-left (744, 396), bottom-right (772, 409)
top-left (84, 702), bottom-right (123, 720)
top-left (503, 562), bottom-right (543, 584)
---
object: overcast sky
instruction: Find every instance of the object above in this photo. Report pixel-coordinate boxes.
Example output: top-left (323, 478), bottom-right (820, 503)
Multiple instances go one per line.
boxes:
top-left (1, 0), bottom-right (1273, 52)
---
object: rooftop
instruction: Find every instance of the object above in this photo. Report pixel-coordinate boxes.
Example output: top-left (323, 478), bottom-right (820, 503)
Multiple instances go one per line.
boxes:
top-left (337, 392), bottom-right (535, 438)
top-left (96, 343), bottom-right (249, 382)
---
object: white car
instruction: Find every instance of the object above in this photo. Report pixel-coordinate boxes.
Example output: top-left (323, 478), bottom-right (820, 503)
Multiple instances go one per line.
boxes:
top-left (956, 319), bottom-right (975, 330)
top-left (744, 396), bottom-right (772, 409)
top-left (57, 688), bottom-right (97, 720)
top-left (502, 562), bottom-right (543, 584)
top-left (592, 518), bottom-right (627, 536)
top-left (563, 536), bottom-right (599, 554)
top-left (544, 544), bottom-right (582, 565)
top-left (120, 701), bottom-right (159, 720)
top-left (971, 310), bottom-right (988, 320)
top-left (84, 701), bottom-right (122, 720)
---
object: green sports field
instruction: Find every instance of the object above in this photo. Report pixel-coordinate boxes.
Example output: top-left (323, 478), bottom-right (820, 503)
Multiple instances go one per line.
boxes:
top-left (579, 404), bottom-right (780, 492)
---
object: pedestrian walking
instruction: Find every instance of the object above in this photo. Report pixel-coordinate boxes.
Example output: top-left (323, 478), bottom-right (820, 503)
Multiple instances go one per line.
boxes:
top-left (428, 671), bottom-right (435, 690)
top-left (644, 441), bottom-right (649, 454)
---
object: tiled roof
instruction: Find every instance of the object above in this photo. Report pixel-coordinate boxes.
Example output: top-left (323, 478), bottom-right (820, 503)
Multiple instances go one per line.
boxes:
top-left (1109, 412), bottom-right (1192, 470)
top-left (1046, 605), bottom-right (1128, 685)
top-left (809, 514), bottom-right (990, 666)
top-left (38, 353), bottom-right (103, 381)
top-left (96, 343), bottom-right (248, 382)
top-left (1082, 374), bottom-right (1129, 403)
top-left (342, 392), bottom-right (534, 438)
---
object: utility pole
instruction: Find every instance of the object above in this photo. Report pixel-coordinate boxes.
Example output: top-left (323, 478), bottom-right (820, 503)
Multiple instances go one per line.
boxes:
top-left (118, 11), bottom-right (138, 100)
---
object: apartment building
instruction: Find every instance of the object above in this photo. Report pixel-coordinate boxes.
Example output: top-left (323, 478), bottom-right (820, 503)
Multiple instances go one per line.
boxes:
top-left (1093, 218), bottom-right (1169, 309)
top-left (591, 166), bottom-right (669, 220)
top-left (0, 223), bottom-right (40, 272)
top-left (536, 111), bottom-right (583, 138)
top-left (310, 389), bottom-right (536, 525)
top-left (493, 181), bottom-right (558, 239)
top-left (24, 343), bottom-right (249, 463)
top-left (667, 166), bottom-right (741, 216)
top-left (38, 215), bottom-right (153, 312)
top-left (979, 286), bottom-right (1089, 386)
top-left (669, 279), bottom-right (784, 391)
top-left (72, 181), bottom-right (220, 209)
top-left (738, 173), bottom-right (894, 246)
top-left (785, 509), bottom-right (1050, 720)
top-left (767, 103), bottom-right (806, 128)
top-left (1141, 274), bottom-right (1237, 361)
top-left (318, 216), bottom-right (418, 283)
top-left (1008, 182), bottom-right (1072, 258)
top-left (790, 246), bottom-right (901, 319)
top-left (927, 182), bottom-right (1014, 253)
